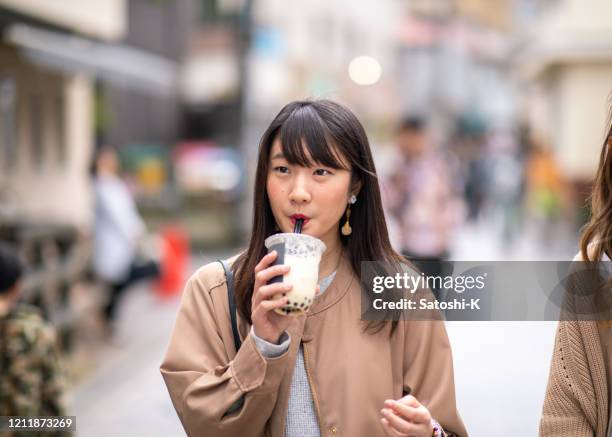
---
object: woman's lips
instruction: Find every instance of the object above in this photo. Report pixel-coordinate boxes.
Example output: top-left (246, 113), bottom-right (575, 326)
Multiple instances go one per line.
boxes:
top-left (290, 215), bottom-right (310, 226)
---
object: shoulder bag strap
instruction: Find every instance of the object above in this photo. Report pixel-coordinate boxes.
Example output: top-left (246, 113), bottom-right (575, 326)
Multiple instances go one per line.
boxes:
top-left (218, 259), bottom-right (242, 352)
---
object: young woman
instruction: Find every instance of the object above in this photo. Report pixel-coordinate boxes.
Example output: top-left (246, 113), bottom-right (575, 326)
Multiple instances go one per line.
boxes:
top-left (161, 100), bottom-right (467, 437)
top-left (540, 106), bottom-right (612, 436)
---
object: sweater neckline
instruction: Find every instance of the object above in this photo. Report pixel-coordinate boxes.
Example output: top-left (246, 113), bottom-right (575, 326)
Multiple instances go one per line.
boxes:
top-left (317, 270), bottom-right (337, 297)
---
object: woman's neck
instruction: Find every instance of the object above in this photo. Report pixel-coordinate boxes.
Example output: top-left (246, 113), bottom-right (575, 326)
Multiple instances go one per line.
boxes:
top-left (319, 234), bottom-right (343, 279)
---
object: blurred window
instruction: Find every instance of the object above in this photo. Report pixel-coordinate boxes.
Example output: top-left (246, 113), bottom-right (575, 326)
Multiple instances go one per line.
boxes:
top-left (29, 94), bottom-right (44, 169)
top-left (201, 0), bottom-right (218, 20)
top-left (199, 0), bottom-right (239, 23)
top-left (54, 95), bottom-right (66, 165)
top-left (0, 76), bottom-right (17, 171)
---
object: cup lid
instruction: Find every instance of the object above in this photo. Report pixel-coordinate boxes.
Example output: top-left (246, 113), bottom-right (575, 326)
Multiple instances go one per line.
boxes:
top-left (264, 233), bottom-right (326, 255)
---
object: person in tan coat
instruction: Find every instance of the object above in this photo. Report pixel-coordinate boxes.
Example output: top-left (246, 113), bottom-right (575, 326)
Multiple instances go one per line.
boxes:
top-left (161, 100), bottom-right (468, 437)
top-left (540, 108), bottom-right (612, 436)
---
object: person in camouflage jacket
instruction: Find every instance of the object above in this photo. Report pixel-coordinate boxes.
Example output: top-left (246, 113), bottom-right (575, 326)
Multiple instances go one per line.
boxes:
top-left (0, 243), bottom-right (69, 436)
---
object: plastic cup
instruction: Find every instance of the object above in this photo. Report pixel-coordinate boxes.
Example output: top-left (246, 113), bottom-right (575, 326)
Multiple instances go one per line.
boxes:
top-left (264, 233), bottom-right (327, 315)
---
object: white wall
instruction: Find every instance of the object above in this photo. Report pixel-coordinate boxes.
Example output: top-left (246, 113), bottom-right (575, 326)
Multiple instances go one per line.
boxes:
top-left (540, 0), bottom-right (612, 35)
top-left (7, 66), bottom-right (94, 228)
top-left (524, 0), bottom-right (612, 180)
top-left (0, 0), bottom-right (126, 41)
top-left (556, 64), bottom-right (612, 180)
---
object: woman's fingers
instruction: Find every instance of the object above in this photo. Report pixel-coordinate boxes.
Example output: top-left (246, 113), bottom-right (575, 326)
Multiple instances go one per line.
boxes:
top-left (397, 394), bottom-right (421, 408)
top-left (254, 250), bottom-right (277, 274)
top-left (258, 297), bottom-right (288, 312)
top-left (254, 263), bottom-right (290, 288)
top-left (381, 408), bottom-right (413, 434)
top-left (384, 400), bottom-right (430, 424)
top-left (256, 282), bottom-right (293, 301)
top-left (381, 396), bottom-right (433, 437)
top-left (380, 417), bottom-right (404, 437)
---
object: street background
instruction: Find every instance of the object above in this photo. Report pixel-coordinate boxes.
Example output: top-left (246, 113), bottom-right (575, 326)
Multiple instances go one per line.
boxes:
top-left (1, 0), bottom-right (610, 435)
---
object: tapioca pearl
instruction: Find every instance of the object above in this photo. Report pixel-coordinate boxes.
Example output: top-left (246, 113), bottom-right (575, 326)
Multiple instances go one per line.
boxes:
top-left (282, 292), bottom-right (286, 296)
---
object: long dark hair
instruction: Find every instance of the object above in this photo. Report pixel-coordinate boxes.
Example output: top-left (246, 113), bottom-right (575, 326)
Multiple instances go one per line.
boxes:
top-left (580, 102), bottom-right (612, 262)
top-left (232, 99), bottom-right (404, 335)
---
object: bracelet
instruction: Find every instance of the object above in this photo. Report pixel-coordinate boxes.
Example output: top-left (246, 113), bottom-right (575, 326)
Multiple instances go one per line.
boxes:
top-left (431, 419), bottom-right (443, 437)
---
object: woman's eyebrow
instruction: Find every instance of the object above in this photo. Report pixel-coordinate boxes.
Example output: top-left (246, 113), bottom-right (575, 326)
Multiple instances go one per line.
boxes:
top-left (271, 152), bottom-right (285, 160)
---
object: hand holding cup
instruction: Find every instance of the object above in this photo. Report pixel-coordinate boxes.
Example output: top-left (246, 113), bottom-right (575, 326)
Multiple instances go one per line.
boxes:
top-left (251, 250), bottom-right (319, 344)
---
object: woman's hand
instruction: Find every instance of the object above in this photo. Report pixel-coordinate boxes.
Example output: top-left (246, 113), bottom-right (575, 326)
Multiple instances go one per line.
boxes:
top-left (380, 395), bottom-right (435, 437)
top-left (250, 250), bottom-right (294, 344)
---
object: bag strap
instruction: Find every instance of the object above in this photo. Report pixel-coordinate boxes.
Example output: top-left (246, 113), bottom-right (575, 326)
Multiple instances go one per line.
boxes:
top-left (218, 259), bottom-right (242, 352)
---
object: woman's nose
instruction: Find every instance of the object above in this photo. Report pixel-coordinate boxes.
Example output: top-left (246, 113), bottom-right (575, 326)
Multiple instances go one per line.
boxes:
top-left (288, 175), bottom-right (311, 204)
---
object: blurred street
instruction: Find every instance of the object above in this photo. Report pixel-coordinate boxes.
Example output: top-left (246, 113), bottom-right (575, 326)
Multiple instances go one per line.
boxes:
top-left (449, 218), bottom-right (573, 436)
top-left (71, 282), bottom-right (185, 437)
top-left (69, 251), bottom-right (235, 437)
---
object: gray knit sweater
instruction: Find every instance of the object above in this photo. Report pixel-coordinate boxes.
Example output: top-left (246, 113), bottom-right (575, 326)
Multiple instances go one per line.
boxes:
top-left (251, 271), bottom-right (337, 437)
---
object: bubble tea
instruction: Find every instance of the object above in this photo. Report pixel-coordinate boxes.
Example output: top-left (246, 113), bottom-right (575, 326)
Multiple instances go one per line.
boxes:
top-left (264, 225), bottom-right (326, 315)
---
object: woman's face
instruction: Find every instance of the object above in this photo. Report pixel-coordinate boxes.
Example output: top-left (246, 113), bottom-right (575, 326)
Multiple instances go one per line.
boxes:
top-left (97, 148), bottom-right (120, 175)
top-left (266, 137), bottom-right (355, 246)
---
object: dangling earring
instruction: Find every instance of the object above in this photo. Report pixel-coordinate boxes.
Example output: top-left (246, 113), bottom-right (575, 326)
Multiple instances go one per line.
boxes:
top-left (342, 195), bottom-right (357, 236)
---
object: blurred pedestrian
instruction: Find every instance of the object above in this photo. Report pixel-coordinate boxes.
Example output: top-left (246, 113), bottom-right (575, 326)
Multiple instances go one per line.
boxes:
top-left (486, 130), bottom-right (525, 245)
top-left (451, 115), bottom-right (489, 221)
top-left (540, 104), bottom-right (612, 436)
top-left (525, 140), bottom-right (567, 221)
top-left (383, 116), bottom-right (464, 299)
top-left (0, 243), bottom-right (68, 436)
top-left (92, 146), bottom-right (160, 335)
top-left (524, 139), bottom-right (571, 248)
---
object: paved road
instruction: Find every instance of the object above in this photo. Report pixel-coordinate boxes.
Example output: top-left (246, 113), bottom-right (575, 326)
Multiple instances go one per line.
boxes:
top-left (70, 251), bottom-right (235, 437)
top-left (447, 219), bottom-right (572, 436)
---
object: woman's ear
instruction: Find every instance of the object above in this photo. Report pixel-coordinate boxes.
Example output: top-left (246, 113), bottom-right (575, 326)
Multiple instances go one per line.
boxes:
top-left (350, 178), bottom-right (363, 199)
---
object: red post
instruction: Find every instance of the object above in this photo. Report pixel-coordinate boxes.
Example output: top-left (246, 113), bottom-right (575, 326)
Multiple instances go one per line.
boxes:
top-left (156, 226), bottom-right (190, 298)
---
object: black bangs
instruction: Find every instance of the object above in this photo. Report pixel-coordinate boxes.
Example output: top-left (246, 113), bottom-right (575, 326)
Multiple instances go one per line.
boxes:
top-left (277, 105), bottom-right (350, 170)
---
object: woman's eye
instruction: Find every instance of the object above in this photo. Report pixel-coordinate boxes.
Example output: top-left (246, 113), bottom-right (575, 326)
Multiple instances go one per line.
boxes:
top-left (314, 169), bottom-right (332, 176)
top-left (273, 166), bottom-right (289, 174)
